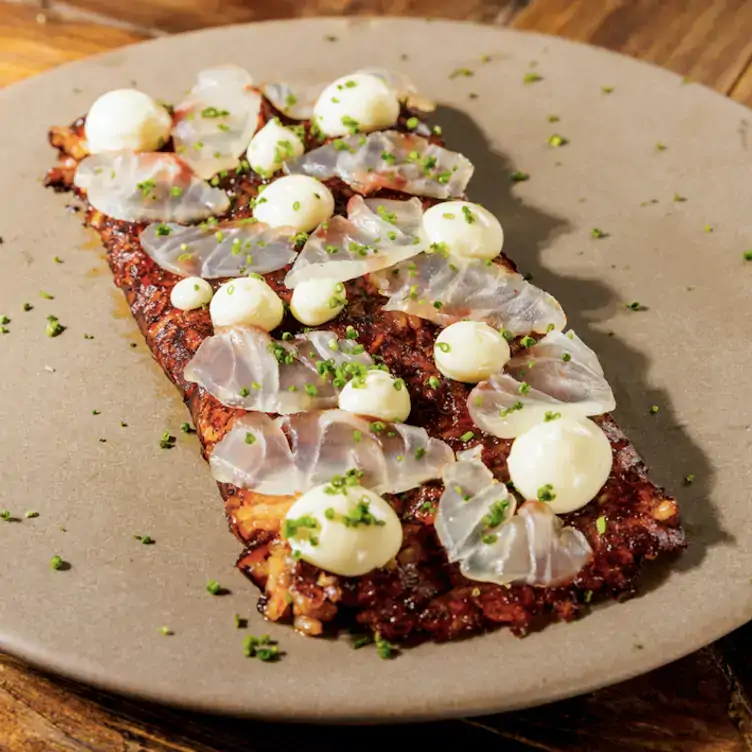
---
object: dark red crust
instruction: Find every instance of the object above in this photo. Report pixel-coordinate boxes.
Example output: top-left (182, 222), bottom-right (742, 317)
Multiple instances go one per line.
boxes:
top-left (45, 101), bottom-right (685, 643)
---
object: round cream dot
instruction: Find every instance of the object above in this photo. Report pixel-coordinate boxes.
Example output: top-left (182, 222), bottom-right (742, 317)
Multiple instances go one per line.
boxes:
top-left (283, 483), bottom-right (403, 576)
top-left (434, 321), bottom-right (510, 383)
top-left (209, 276), bottom-right (284, 331)
top-left (312, 73), bottom-right (400, 137)
top-left (246, 119), bottom-right (305, 176)
top-left (170, 276), bottom-right (213, 310)
top-left (85, 89), bottom-right (172, 154)
top-left (253, 175), bottom-right (334, 232)
top-left (422, 201), bottom-right (504, 260)
top-left (338, 369), bottom-right (411, 422)
top-left (508, 416), bottom-right (613, 514)
top-left (290, 278), bottom-right (347, 326)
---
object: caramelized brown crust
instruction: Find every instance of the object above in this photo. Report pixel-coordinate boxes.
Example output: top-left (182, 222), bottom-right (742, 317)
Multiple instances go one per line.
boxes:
top-left (45, 103), bottom-right (685, 643)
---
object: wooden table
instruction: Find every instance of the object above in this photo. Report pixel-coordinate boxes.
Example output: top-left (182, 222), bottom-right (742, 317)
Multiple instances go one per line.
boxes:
top-left (2, 1), bottom-right (752, 749)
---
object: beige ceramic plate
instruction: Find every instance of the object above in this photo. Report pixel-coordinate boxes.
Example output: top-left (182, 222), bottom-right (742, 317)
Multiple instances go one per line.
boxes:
top-left (1, 17), bottom-right (751, 723)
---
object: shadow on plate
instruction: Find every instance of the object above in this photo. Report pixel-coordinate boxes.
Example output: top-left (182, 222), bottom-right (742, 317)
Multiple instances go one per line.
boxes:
top-left (434, 104), bottom-right (730, 581)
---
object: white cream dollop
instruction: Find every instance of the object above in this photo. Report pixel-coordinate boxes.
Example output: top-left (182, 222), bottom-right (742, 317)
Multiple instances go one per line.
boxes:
top-left (170, 276), bottom-right (213, 311)
top-left (283, 483), bottom-right (403, 576)
top-left (422, 201), bottom-right (504, 260)
top-left (209, 276), bottom-right (284, 331)
top-left (290, 277), bottom-right (347, 326)
top-left (434, 321), bottom-right (510, 383)
top-left (253, 175), bottom-right (334, 232)
top-left (508, 416), bottom-right (613, 514)
top-left (246, 118), bottom-right (305, 177)
top-left (312, 73), bottom-right (400, 138)
top-left (338, 369), bottom-right (411, 422)
top-left (85, 89), bottom-right (172, 154)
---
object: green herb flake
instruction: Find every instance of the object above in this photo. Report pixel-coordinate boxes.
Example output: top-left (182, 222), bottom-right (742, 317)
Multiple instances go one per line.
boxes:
top-left (518, 381), bottom-right (531, 395)
top-left (744, 250), bottom-right (752, 261)
top-left (158, 431), bottom-right (176, 449)
top-left (510, 170), bottom-right (529, 182)
top-left (523, 71), bottom-right (543, 85)
top-left (25, 510), bottom-right (39, 519)
top-left (625, 300), bottom-right (644, 311)
top-left (591, 228), bottom-right (607, 239)
top-left (53, 255), bottom-right (64, 264)
top-left (376, 634), bottom-right (397, 660)
top-left (449, 67), bottom-right (474, 79)
top-left (655, 142), bottom-right (668, 151)
top-left (548, 134), bottom-right (568, 148)
top-left (39, 290), bottom-right (54, 300)
top-left (427, 375), bottom-right (441, 390)
top-left (159, 626), bottom-right (172, 636)
top-left (436, 341), bottom-right (450, 353)
top-left (206, 579), bottom-right (222, 595)
top-left (45, 315), bottom-right (65, 338)
top-left (405, 116), bottom-right (419, 130)
top-left (243, 633), bottom-right (280, 661)
top-left (649, 404), bottom-right (660, 415)
top-left (180, 422), bottom-right (194, 434)
top-left (547, 114), bottom-right (560, 122)
top-left (481, 499), bottom-right (509, 529)
top-left (596, 516), bottom-right (607, 535)
top-left (23, 303), bottom-right (33, 312)
top-left (50, 555), bottom-right (64, 570)
top-left (537, 484), bottom-right (556, 502)
top-left (601, 85), bottom-right (614, 94)
top-left (0, 510), bottom-right (9, 521)
top-left (155, 222), bottom-right (172, 237)
top-left (519, 335), bottom-right (536, 348)
top-left (499, 400), bottom-right (524, 418)
top-left (684, 473), bottom-right (695, 485)
top-left (460, 431), bottom-right (475, 442)
top-left (544, 411), bottom-right (562, 422)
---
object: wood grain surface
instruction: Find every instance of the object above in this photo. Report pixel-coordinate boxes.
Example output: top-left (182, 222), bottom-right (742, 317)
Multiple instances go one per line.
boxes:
top-left (2, 1), bottom-right (752, 750)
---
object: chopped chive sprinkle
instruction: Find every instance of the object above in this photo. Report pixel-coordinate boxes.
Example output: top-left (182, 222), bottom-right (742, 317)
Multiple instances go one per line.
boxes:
top-left (537, 484), bottom-right (556, 502)
top-left (460, 431), bottom-right (475, 442)
top-left (548, 134), bottom-right (568, 147)
top-left (405, 116), bottom-right (419, 130)
top-left (159, 626), bottom-right (172, 636)
top-left (449, 67), bottom-right (474, 79)
top-left (427, 375), bottom-right (440, 389)
top-left (625, 301), bottom-right (644, 311)
top-left (649, 405), bottom-right (660, 414)
top-left (684, 473), bottom-right (695, 485)
top-left (50, 555), bottom-right (64, 570)
top-left (206, 579), bottom-right (222, 595)
top-left (180, 422), bottom-right (194, 434)
top-left (523, 72), bottom-right (543, 84)
top-left (510, 170), bottom-right (529, 182)
top-left (159, 431), bottom-right (176, 449)
top-left (591, 228), bottom-right (607, 239)
top-left (596, 516), bottom-right (607, 535)
top-left (39, 290), bottom-right (54, 300)
top-left (25, 510), bottom-right (39, 519)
